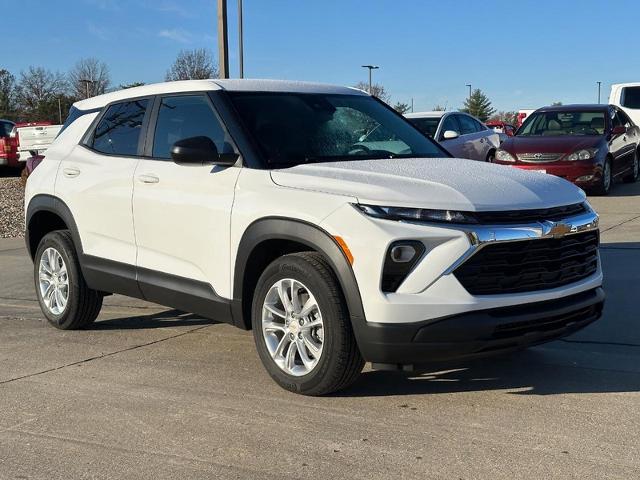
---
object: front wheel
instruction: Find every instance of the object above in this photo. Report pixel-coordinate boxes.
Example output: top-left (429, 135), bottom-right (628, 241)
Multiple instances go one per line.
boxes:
top-left (591, 158), bottom-right (613, 196)
top-left (252, 252), bottom-right (364, 396)
top-left (35, 230), bottom-right (103, 329)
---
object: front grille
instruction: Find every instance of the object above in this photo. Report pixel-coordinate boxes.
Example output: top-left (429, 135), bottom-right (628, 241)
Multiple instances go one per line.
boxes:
top-left (454, 230), bottom-right (599, 295)
top-left (472, 203), bottom-right (587, 224)
top-left (517, 152), bottom-right (564, 162)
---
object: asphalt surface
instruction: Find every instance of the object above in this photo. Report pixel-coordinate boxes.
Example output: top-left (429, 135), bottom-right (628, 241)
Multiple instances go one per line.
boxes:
top-left (1, 182), bottom-right (639, 479)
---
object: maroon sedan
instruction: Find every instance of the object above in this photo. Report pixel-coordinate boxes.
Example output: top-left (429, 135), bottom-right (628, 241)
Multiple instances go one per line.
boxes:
top-left (494, 104), bottom-right (640, 195)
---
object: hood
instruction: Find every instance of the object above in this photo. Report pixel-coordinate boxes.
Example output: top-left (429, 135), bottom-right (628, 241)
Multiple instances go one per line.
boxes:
top-left (503, 135), bottom-right (602, 155)
top-left (270, 157), bottom-right (585, 212)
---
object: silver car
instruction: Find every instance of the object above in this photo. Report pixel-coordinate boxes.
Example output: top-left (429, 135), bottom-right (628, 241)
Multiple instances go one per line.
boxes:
top-left (405, 111), bottom-right (500, 162)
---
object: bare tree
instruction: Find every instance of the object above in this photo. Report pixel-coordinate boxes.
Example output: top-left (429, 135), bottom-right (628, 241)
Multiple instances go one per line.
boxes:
top-left (119, 81), bottom-right (145, 90)
top-left (353, 81), bottom-right (391, 103)
top-left (165, 49), bottom-right (218, 81)
top-left (15, 66), bottom-right (67, 117)
top-left (432, 105), bottom-right (446, 111)
top-left (0, 69), bottom-right (16, 119)
top-left (68, 57), bottom-right (111, 99)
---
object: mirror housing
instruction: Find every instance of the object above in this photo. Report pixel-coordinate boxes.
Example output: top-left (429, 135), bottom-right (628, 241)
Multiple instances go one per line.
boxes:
top-left (171, 136), bottom-right (238, 166)
top-left (611, 125), bottom-right (626, 136)
top-left (442, 130), bottom-right (459, 140)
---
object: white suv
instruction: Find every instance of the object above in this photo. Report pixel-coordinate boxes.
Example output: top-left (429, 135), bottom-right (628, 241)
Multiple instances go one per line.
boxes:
top-left (25, 80), bottom-right (604, 395)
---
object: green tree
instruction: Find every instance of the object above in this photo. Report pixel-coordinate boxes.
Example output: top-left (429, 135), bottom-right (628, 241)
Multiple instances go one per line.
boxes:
top-left (432, 104), bottom-right (446, 111)
top-left (552, 101), bottom-right (562, 106)
top-left (393, 101), bottom-right (411, 114)
top-left (460, 89), bottom-right (495, 122)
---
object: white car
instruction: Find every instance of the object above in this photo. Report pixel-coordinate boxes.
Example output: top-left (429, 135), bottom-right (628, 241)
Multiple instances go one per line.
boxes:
top-left (25, 80), bottom-right (604, 395)
top-left (609, 83), bottom-right (640, 128)
top-left (405, 111), bottom-right (501, 162)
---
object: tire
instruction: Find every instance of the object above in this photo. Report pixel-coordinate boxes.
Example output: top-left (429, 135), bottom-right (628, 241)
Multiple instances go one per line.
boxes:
top-left (591, 157), bottom-right (613, 196)
top-left (623, 150), bottom-right (639, 183)
top-left (252, 252), bottom-right (364, 396)
top-left (486, 150), bottom-right (495, 163)
top-left (34, 230), bottom-right (103, 330)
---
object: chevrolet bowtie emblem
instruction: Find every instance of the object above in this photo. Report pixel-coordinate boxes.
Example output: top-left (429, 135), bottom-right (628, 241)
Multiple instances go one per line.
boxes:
top-left (542, 221), bottom-right (574, 238)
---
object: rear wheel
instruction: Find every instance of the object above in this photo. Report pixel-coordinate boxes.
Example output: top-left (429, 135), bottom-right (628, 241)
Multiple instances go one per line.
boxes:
top-left (486, 150), bottom-right (495, 163)
top-left (35, 230), bottom-right (103, 329)
top-left (623, 150), bottom-right (639, 183)
top-left (591, 158), bottom-right (612, 196)
top-left (252, 252), bottom-right (364, 396)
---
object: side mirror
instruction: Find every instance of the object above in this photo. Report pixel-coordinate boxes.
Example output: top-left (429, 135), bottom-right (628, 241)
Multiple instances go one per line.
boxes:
top-left (442, 130), bottom-right (459, 140)
top-left (171, 136), bottom-right (239, 166)
top-left (611, 125), bottom-right (626, 136)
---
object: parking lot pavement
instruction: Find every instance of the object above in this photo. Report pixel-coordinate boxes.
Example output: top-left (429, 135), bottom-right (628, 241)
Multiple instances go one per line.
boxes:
top-left (1, 186), bottom-right (640, 479)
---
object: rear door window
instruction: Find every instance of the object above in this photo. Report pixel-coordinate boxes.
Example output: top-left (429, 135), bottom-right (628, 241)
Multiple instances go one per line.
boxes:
top-left (151, 95), bottom-right (230, 159)
top-left (89, 99), bottom-right (149, 156)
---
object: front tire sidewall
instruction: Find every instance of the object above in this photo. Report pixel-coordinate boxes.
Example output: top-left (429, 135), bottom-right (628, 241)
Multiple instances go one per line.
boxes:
top-left (35, 232), bottom-right (86, 329)
top-left (252, 256), bottom-right (349, 395)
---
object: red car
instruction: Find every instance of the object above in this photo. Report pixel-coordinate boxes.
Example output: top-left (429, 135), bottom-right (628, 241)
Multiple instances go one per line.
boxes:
top-left (0, 119), bottom-right (20, 167)
top-left (486, 120), bottom-right (516, 137)
top-left (494, 104), bottom-right (640, 195)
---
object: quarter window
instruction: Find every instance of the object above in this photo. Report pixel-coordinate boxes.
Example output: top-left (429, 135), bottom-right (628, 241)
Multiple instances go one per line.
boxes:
top-left (152, 95), bottom-right (230, 159)
top-left (90, 100), bottom-right (148, 156)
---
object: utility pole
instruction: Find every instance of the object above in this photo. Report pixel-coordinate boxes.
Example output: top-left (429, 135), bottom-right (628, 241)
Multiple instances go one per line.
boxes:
top-left (58, 97), bottom-right (62, 124)
top-left (80, 79), bottom-right (94, 99)
top-left (217, 0), bottom-right (229, 79)
top-left (411, 97), bottom-right (414, 113)
top-left (238, 0), bottom-right (244, 78)
top-left (466, 84), bottom-right (472, 101)
top-left (361, 65), bottom-right (379, 94)
top-left (597, 81), bottom-right (602, 104)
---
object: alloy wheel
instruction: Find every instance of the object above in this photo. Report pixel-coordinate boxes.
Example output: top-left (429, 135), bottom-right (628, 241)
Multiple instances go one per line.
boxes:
top-left (38, 247), bottom-right (69, 315)
top-left (261, 278), bottom-right (324, 377)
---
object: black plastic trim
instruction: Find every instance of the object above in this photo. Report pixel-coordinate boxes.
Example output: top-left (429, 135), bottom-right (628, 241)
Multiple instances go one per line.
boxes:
top-left (232, 217), bottom-right (366, 332)
top-left (361, 287), bottom-right (605, 366)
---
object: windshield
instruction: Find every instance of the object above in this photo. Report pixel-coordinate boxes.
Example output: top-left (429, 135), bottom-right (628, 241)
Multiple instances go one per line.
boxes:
top-left (517, 111), bottom-right (606, 136)
top-left (407, 117), bottom-right (440, 138)
top-left (0, 121), bottom-right (14, 138)
top-left (228, 92), bottom-right (448, 167)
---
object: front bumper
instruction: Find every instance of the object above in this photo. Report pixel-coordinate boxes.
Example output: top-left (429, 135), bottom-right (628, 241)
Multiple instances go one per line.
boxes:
top-left (358, 287), bottom-right (604, 368)
top-left (507, 162), bottom-right (601, 187)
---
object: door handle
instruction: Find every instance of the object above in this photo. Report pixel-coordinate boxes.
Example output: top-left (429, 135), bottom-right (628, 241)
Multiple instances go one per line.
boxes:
top-left (138, 174), bottom-right (159, 184)
top-left (63, 167), bottom-right (81, 178)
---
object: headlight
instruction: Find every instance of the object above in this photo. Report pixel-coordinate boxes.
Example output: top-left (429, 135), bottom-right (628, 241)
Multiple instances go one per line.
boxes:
top-left (495, 149), bottom-right (516, 162)
top-left (355, 204), bottom-right (479, 224)
top-left (566, 148), bottom-right (598, 161)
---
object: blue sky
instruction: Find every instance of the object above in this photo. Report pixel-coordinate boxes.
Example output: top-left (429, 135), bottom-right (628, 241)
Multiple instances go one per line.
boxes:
top-left (4, 0), bottom-right (640, 112)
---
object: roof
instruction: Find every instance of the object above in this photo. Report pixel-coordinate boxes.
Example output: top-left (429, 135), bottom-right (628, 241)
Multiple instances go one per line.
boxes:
top-left (74, 79), bottom-right (367, 110)
top-left (536, 104), bottom-right (609, 112)
top-left (404, 111), bottom-right (447, 119)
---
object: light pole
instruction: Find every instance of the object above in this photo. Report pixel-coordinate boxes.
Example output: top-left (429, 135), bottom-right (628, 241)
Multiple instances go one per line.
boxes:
top-left (466, 84), bottom-right (472, 101)
top-left (80, 79), bottom-right (95, 99)
top-left (597, 81), bottom-right (602, 104)
top-left (217, 0), bottom-right (229, 78)
top-left (361, 65), bottom-right (379, 94)
top-left (238, 0), bottom-right (243, 78)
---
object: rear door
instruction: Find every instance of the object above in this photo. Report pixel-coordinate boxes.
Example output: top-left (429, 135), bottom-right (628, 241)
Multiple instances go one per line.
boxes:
top-left (456, 114), bottom-right (485, 160)
top-left (56, 98), bottom-right (150, 274)
top-left (132, 93), bottom-right (241, 307)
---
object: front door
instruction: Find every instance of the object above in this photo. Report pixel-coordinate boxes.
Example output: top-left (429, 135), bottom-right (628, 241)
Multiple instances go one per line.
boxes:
top-left (132, 93), bottom-right (241, 313)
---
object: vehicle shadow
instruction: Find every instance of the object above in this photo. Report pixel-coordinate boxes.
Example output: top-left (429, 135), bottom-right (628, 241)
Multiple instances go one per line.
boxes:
top-left (88, 308), bottom-right (218, 330)
top-left (605, 180), bottom-right (640, 197)
top-left (340, 347), bottom-right (640, 398)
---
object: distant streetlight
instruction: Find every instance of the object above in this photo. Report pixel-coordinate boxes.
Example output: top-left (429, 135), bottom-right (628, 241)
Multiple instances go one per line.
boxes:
top-left (361, 65), bottom-right (379, 94)
top-left (79, 79), bottom-right (96, 99)
top-left (597, 81), bottom-right (602, 104)
top-left (466, 84), bottom-right (472, 101)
